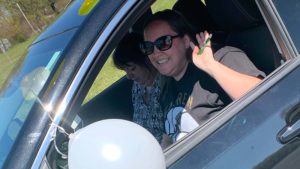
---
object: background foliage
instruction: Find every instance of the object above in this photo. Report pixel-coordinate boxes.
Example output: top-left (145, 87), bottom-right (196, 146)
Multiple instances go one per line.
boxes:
top-left (0, 0), bottom-right (71, 44)
top-left (0, 0), bottom-right (177, 102)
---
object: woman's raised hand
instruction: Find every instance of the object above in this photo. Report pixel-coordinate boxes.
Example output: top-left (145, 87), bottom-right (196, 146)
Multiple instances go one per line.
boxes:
top-left (190, 31), bottom-right (216, 76)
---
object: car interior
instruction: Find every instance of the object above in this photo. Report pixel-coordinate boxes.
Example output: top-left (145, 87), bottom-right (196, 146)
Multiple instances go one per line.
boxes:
top-left (45, 0), bottom-right (287, 168)
top-left (78, 0), bottom-right (284, 127)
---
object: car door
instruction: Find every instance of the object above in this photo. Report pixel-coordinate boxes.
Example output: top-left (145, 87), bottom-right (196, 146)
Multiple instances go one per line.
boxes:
top-left (165, 0), bottom-right (300, 168)
top-left (5, 0), bottom-right (299, 168)
top-left (166, 58), bottom-right (300, 169)
top-left (39, 0), bottom-right (300, 168)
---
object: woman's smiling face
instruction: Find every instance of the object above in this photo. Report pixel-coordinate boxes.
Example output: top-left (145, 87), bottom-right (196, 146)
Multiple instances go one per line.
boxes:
top-left (144, 20), bottom-right (190, 81)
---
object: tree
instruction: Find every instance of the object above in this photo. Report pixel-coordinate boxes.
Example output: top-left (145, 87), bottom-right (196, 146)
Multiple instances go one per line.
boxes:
top-left (0, 0), bottom-right (70, 44)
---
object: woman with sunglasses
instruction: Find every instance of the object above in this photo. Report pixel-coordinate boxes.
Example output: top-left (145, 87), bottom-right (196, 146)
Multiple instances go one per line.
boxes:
top-left (140, 10), bottom-right (265, 143)
top-left (112, 32), bottom-right (168, 146)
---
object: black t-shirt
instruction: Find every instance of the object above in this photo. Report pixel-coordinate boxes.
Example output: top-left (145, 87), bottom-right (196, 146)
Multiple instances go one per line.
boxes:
top-left (160, 46), bottom-right (266, 142)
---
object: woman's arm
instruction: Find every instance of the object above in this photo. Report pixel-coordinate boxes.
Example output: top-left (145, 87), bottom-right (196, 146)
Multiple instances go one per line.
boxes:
top-left (190, 31), bottom-right (262, 100)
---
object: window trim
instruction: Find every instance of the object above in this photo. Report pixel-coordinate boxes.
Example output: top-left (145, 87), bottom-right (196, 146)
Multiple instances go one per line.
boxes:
top-left (257, 0), bottom-right (297, 59)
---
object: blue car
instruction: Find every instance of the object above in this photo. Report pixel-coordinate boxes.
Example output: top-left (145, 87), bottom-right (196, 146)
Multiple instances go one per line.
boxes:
top-left (1, 0), bottom-right (300, 168)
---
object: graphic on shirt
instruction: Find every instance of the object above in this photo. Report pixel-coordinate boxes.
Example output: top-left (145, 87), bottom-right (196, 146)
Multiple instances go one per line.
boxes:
top-left (165, 106), bottom-right (186, 142)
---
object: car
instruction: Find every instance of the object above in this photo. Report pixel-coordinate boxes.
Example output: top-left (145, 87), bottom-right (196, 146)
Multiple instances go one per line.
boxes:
top-left (1, 0), bottom-right (300, 168)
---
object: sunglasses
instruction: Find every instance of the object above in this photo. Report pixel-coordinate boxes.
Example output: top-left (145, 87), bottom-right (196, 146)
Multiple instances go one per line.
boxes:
top-left (139, 35), bottom-right (182, 55)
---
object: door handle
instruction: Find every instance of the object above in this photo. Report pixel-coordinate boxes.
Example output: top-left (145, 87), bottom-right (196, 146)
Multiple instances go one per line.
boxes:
top-left (277, 120), bottom-right (300, 144)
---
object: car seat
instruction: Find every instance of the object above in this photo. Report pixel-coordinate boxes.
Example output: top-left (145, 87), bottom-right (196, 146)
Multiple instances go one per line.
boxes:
top-left (172, 0), bottom-right (218, 32)
top-left (205, 0), bottom-right (283, 75)
top-left (131, 8), bottom-right (153, 34)
top-left (172, 0), bottom-right (227, 44)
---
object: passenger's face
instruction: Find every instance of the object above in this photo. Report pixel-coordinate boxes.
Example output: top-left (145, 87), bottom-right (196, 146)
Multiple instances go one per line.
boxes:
top-left (122, 62), bottom-right (155, 86)
top-left (144, 20), bottom-right (190, 80)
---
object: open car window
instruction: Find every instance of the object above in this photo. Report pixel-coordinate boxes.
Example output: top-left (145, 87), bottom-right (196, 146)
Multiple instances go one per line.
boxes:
top-left (53, 0), bottom-right (286, 164)
top-left (83, 56), bottom-right (125, 104)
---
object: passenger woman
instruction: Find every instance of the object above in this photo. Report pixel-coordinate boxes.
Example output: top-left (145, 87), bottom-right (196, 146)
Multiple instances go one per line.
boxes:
top-left (113, 32), bottom-right (165, 145)
top-left (140, 10), bottom-right (265, 142)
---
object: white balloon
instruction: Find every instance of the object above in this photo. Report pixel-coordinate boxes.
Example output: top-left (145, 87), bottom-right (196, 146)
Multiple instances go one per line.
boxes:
top-left (68, 119), bottom-right (166, 169)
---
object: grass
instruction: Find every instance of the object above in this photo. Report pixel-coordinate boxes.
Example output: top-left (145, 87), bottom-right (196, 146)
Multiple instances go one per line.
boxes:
top-left (0, 35), bottom-right (38, 91)
top-left (86, 57), bottom-right (125, 97)
top-left (151, 0), bottom-right (177, 12)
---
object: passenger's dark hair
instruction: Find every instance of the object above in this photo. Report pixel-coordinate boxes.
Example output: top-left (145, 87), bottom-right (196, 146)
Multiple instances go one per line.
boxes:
top-left (113, 32), bottom-right (151, 70)
top-left (143, 9), bottom-right (198, 60)
top-left (143, 9), bottom-right (197, 45)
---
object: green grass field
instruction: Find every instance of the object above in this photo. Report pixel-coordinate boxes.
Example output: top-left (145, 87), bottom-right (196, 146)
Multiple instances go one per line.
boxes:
top-left (0, 0), bottom-right (177, 102)
top-left (0, 35), bottom-right (38, 91)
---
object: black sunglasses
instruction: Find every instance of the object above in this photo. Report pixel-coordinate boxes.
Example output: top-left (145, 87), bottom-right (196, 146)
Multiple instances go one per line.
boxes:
top-left (139, 35), bottom-right (182, 55)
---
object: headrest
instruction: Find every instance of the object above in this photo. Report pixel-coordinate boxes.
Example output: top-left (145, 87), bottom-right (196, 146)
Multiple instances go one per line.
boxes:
top-left (131, 9), bottom-right (153, 34)
top-left (172, 0), bottom-right (220, 32)
top-left (206, 0), bottom-right (263, 31)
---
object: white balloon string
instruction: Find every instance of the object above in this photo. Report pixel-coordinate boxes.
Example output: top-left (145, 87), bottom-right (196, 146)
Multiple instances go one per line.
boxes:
top-left (50, 123), bottom-right (69, 159)
top-left (54, 137), bottom-right (68, 159)
top-left (30, 89), bottom-right (70, 159)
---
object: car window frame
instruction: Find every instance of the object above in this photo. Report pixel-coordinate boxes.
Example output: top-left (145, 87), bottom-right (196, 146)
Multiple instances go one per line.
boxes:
top-left (256, 0), bottom-right (298, 59)
top-left (31, 1), bottom-right (139, 169)
top-left (271, 0), bottom-right (300, 56)
top-left (39, 0), bottom-right (159, 168)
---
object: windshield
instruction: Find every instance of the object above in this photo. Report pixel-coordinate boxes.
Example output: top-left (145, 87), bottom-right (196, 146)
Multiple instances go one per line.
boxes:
top-left (0, 0), bottom-right (92, 166)
top-left (0, 28), bottom-right (77, 167)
